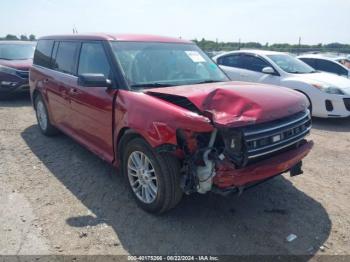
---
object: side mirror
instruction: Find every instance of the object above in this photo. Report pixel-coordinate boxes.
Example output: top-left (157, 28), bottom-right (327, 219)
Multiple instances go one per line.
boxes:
top-left (78, 73), bottom-right (112, 87)
top-left (262, 66), bottom-right (275, 75)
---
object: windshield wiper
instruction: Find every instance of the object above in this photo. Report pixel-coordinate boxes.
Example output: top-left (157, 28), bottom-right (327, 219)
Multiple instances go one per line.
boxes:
top-left (193, 80), bottom-right (224, 85)
top-left (289, 71), bottom-right (307, 74)
top-left (130, 83), bottom-right (177, 88)
top-left (290, 71), bottom-right (317, 74)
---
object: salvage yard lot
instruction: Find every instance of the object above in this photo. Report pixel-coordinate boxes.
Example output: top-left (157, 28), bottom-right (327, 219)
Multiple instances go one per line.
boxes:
top-left (0, 95), bottom-right (349, 256)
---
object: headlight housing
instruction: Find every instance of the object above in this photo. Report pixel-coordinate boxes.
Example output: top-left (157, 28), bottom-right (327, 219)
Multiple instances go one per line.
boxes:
top-left (312, 83), bottom-right (345, 95)
top-left (0, 65), bottom-right (17, 75)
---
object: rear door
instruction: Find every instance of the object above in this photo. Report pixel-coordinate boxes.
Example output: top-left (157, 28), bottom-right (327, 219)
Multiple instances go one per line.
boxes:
top-left (217, 54), bottom-right (246, 81)
top-left (68, 41), bottom-right (117, 163)
top-left (48, 41), bottom-right (80, 132)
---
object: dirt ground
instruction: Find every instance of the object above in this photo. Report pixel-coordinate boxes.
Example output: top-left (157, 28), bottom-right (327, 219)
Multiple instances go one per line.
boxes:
top-left (0, 94), bottom-right (349, 257)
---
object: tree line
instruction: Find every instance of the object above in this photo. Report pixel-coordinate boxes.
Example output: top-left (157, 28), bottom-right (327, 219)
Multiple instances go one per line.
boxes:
top-left (0, 34), bottom-right (36, 41)
top-left (193, 38), bottom-right (350, 54)
top-left (1, 34), bottom-right (349, 54)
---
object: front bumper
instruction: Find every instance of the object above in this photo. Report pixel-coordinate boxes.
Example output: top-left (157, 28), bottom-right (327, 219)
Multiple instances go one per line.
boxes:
top-left (0, 72), bottom-right (29, 94)
top-left (213, 140), bottom-right (314, 188)
top-left (312, 94), bottom-right (350, 118)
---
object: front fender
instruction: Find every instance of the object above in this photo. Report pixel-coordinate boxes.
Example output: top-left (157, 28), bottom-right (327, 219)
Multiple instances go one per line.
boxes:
top-left (113, 90), bottom-right (214, 161)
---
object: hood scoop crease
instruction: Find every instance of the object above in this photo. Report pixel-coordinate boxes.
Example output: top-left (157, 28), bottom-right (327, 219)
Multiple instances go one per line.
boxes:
top-left (147, 92), bottom-right (201, 113)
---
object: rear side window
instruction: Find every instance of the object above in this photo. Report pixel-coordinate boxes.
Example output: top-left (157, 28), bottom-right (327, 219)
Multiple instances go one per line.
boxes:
top-left (315, 59), bottom-right (348, 76)
top-left (52, 41), bottom-right (80, 75)
top-left (299, 58), bottom-right (316, 68)
top-left (78, 42), bottom-right (111, 78)
top-left (33, 40), bottom-right (54, 68)
top-left (217, 54), bottom-right (244, 69)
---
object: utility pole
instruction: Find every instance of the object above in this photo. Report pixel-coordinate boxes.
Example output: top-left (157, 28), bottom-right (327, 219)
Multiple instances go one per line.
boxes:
top-left (298, 36), bottom-right (301, 55)
top-left (238, 38), bottom-right (241, 50)
top-left (72, 26), bottom-right (78, 34)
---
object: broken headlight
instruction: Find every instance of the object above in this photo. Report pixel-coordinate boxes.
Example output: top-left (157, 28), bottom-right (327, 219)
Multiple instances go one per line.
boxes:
top-left (220, 129), bottom-right (245, 166)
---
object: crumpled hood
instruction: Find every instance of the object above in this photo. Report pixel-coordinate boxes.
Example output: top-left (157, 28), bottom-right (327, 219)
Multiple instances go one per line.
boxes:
top-left (0, 59), bottom-right (32, 71)
top-left (146, 81), bottom-right (308, 127)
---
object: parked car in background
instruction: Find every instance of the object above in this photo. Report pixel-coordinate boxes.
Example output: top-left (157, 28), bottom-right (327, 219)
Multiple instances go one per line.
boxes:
top-left (335, 57), bottom-right (350, 69)
top-left (30, 34), bottom-right (313, 213)
top-left (213, 50), bottom-right (350, 118)
top-left (0, 41), bottom-right (35, 97)
top-left (298, 54), bottom-right (350, 78)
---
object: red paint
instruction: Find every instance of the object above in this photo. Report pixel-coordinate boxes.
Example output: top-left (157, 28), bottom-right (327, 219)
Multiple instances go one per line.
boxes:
top-left (113, 90), bottom-right (213, 151)
top-left (0, 59), bottom-right (32, 71)
top-left (40, 33), bottom-right (192, 44)
top-left (213, 141), bottom-right (313, 188)
top-left (146, 81), bottom-right (308, 128)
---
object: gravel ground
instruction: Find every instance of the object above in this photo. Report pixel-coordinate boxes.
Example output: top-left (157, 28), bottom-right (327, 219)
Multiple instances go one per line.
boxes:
top-left (0, 94), bottom-right (349, 257)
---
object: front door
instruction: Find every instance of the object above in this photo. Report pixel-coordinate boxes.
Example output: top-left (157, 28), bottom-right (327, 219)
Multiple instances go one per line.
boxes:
top-left (239, 54), bottom-right (281, 86)
top-left (68, 41), bottom-right (117, 163)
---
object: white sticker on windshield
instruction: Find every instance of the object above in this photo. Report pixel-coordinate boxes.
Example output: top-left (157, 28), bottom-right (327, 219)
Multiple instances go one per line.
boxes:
top-left (185, 51), bottom-right (206, 63)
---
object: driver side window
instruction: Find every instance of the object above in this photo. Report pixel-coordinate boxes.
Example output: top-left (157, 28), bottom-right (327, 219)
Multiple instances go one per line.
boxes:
top-left (78, 42), bottom-right (111, 78)
top-left (240, 55), bottom-right (271, 73)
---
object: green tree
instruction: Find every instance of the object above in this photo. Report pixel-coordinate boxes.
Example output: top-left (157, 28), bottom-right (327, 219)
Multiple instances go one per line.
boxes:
top-left (29, 34), bottom-right (36, 41)
top-left (5, 34), bottom-right (18, 40)
top-left (20, 35), bottom-right (28, 41)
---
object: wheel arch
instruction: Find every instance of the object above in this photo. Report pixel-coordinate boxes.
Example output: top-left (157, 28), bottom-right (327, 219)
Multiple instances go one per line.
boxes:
top-left (32, 89), bottom-right (41, 109)
top-left (294, 89), bottom-right (313, 113)
top-left (116, 128), bottom-right (145, 164)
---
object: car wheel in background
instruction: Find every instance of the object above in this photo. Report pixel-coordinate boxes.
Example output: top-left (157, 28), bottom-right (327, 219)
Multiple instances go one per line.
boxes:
top-left (35, 94), bottom-right (58, 136)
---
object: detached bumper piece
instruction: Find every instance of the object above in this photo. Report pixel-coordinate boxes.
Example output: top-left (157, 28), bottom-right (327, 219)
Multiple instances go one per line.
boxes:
top-left (213, 140), bottom-right (314, 189)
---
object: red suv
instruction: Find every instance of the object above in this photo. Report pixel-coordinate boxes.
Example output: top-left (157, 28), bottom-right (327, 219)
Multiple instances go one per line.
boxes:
top-left (29, 34), bottom-right (313, 213)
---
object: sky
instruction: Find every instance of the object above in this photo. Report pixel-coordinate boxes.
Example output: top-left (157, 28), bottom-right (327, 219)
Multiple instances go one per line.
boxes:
top-left (1, 0), bottom-right (349, 44)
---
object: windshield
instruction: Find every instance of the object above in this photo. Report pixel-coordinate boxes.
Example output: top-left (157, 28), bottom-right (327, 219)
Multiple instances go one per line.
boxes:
top-left (267, 54), bottom-right (316, 74)
top-left (0, 43), bottom-right (36, 60)
top-left (111, 41), bottom-right (228, 89)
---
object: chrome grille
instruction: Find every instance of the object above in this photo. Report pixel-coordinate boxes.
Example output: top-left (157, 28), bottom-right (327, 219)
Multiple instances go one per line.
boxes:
top-left (244, 110), bottom-right (311, 159)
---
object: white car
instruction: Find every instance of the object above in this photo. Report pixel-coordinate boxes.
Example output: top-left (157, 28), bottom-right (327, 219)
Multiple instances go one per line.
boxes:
top-left (298, 54), bottom-right (350, 79)
top-left (213, 50), bottom-right (350, 118)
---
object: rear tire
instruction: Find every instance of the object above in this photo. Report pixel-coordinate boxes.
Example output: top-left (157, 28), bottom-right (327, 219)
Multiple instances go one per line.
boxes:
top-left (34, 94), bottom-right (58, 136)
top-left (122, 137), bottom-right (183, 214)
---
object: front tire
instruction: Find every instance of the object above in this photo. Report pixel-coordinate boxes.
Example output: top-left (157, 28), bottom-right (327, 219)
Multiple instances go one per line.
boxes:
top-left (122, 137), bottom-right (183, 214)
top-left (35, 95), bottom-right (58, 136)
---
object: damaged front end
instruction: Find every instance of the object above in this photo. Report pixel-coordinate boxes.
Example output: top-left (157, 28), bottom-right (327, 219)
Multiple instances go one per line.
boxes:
top-left (176, 109), bottom-right (313, 196)
top-left (145, 83), bottom-right (313, 196)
